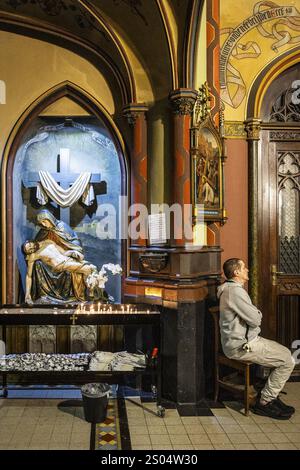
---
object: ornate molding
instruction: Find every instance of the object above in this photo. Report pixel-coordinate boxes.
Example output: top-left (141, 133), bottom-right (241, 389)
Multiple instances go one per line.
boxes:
top-left (270, 130), bottom-right (300, 141)
top-left (245, 118), bottom-right (262, 140)
top-left (173, 98), bottom-right (195, 115)
top-left (193, 82), bottom-right (211, 125)
top-left (123, 103), bottom-right (148, 126)
top-left (224, 121), bottom-right (247, 138)
top-left (169, 88), bottom-right (198, 115)
top-left (123, 112), bottom-right (139, 126)
top-left (278, 282), bottom-right (300, 292)
top-left (139, 252), bottom-right (168, 273)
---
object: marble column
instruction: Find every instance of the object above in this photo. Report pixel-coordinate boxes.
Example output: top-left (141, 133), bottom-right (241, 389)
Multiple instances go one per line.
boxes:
top-left (245, 118), bottom-right (261, 305)
top-left (169, 89), bottom-right (198, 246)
top-left (123, 103), bottom-right (149, 247)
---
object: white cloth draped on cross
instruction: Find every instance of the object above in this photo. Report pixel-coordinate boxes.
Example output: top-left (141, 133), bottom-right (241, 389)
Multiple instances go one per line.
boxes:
top-left (36, 170), bottom-right (95, 208)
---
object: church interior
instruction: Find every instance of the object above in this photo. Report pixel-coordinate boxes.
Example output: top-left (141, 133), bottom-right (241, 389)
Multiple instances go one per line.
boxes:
top-left (0, 0), bottom-right (300, 452)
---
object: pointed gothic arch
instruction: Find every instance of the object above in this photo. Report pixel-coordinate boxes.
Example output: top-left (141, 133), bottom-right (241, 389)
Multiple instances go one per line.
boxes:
top-left (247, 47), bottom-right (300, 120)
top-left (1, 81), bottom-right (129, 303)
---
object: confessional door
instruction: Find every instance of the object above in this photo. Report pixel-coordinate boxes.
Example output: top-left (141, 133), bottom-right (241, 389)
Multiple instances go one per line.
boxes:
top-left (260, 130), bottom-right (300, 372)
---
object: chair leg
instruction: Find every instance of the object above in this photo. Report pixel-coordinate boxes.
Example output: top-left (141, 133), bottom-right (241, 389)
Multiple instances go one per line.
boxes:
top-left (244, 366), bottom-right (250, 416)
top-left (214, 363), bottom-right (220, 403)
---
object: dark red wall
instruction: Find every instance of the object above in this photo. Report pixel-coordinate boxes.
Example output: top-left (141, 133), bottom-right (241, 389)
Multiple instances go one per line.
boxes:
top-left (220, 138), bottom-right (248, 270)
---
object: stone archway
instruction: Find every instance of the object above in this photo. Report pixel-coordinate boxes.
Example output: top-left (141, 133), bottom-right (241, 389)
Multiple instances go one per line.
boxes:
top-left (1, 81), bottom-right (128, 304)
top-left (246, 58), bottom-right (300, 372)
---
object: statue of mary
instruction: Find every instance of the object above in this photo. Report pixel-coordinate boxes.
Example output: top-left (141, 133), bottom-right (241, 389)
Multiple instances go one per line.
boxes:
top-left (31, 209), bottom-right (89, 303)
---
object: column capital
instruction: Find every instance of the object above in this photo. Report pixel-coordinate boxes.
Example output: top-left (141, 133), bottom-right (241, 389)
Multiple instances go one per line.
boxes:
top-left (169, 88), bottom-right (198, 115)
top-left (123, 103), bottom-right (148, 126)
top-left (244, 118), bottom-right (262, 140)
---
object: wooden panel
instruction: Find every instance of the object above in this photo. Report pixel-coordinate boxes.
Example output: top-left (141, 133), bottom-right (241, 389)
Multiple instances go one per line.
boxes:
top-left (97, 325), bottom-right (123, 353)
top-left (56, 326), bottom-right (70, 354)
top-left (6, 325), bottom-right (124, 354)
top-left (6, 326), bottom-right (28, 354)
top-left (259, 132), bottom-right (300, 348)
top-left (259, 130), bottom-right (275, 338)
top-left (277, 295), bottom-right (299, 348)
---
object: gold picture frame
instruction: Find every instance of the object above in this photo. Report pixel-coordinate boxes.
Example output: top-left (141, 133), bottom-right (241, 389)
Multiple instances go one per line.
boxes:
top-left (191, 85), bottom-right (227, 224)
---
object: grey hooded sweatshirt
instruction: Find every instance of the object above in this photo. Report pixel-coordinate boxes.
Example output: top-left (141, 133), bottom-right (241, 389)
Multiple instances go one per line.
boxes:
top-left (217, 281), bottom-right (262, 358)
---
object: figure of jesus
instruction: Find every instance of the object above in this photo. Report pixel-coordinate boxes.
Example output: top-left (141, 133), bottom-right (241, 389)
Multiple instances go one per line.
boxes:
top-left (199, 176), bottom-right (215, 205)
top-left (23, 240), bottom-right (97, 305)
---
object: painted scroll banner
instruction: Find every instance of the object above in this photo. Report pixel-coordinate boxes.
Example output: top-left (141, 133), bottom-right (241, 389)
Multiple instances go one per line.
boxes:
top-left (220, 2), bottom-right (300, 108)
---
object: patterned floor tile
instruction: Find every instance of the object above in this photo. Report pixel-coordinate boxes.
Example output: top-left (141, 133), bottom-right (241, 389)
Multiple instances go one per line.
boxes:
top-left (0, 381), bottom-right (299, 451)
top-left (95, 401), bottom-right (121, 450)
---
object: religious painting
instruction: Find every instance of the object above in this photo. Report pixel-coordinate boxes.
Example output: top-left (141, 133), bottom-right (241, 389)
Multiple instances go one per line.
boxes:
top-left (191, 114), bottom-right (226, 223)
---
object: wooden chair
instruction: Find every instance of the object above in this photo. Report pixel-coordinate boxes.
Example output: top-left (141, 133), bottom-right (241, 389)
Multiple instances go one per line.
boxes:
top-left (209, 305), bottom-right (255, 416)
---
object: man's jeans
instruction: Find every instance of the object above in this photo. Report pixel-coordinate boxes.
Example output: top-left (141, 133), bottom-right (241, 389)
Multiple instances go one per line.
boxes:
top-left (228, 337), bottom-right (295, 403)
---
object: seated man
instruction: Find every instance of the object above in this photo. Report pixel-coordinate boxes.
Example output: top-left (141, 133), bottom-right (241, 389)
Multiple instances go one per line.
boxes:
top-left (23, 240), bottom-right (97, 305)
top-left (217, 258), bottom-right (295, 420)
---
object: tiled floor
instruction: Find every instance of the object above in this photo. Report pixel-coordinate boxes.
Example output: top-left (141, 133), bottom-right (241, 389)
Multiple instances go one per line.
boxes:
top-left (127, 382), bottom-right (300, 450)
top-left (0, 399), bottom-right (91, 450)
top-left (0, 382), bottom-right (300, 450)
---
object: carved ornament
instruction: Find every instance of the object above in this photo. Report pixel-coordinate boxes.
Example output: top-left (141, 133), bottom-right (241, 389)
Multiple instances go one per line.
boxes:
top-left (139, 252), bottom-right (168, 273)
top-left (279, 282), bottom-right (300, 292)
top-left (169, 89), bottom-right (198, 116)
top-left (192, 82), bottom-right (212, 126)
top-left (123, 103), bottom-right (148, 126)
top-left (270, 131), bottom-right (300, 141)
top-left (224, 121), bottom-right (247, 138)
top-left (245, 119), bottom-right (261, 140)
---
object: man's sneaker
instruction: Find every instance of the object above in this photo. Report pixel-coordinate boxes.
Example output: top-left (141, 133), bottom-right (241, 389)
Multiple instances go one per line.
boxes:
top-left (251, 399), bottom-right (292, 420)
top-left (275, 397), bottom-right (295, 415)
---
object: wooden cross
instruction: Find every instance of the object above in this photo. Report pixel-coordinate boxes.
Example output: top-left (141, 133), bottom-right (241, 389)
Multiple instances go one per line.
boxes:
top-left (23, 148), bottom-right (106, 226)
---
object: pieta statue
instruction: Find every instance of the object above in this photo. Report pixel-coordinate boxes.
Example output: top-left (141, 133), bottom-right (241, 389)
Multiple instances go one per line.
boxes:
top-left (23, 209), bottom-right (97, 304)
